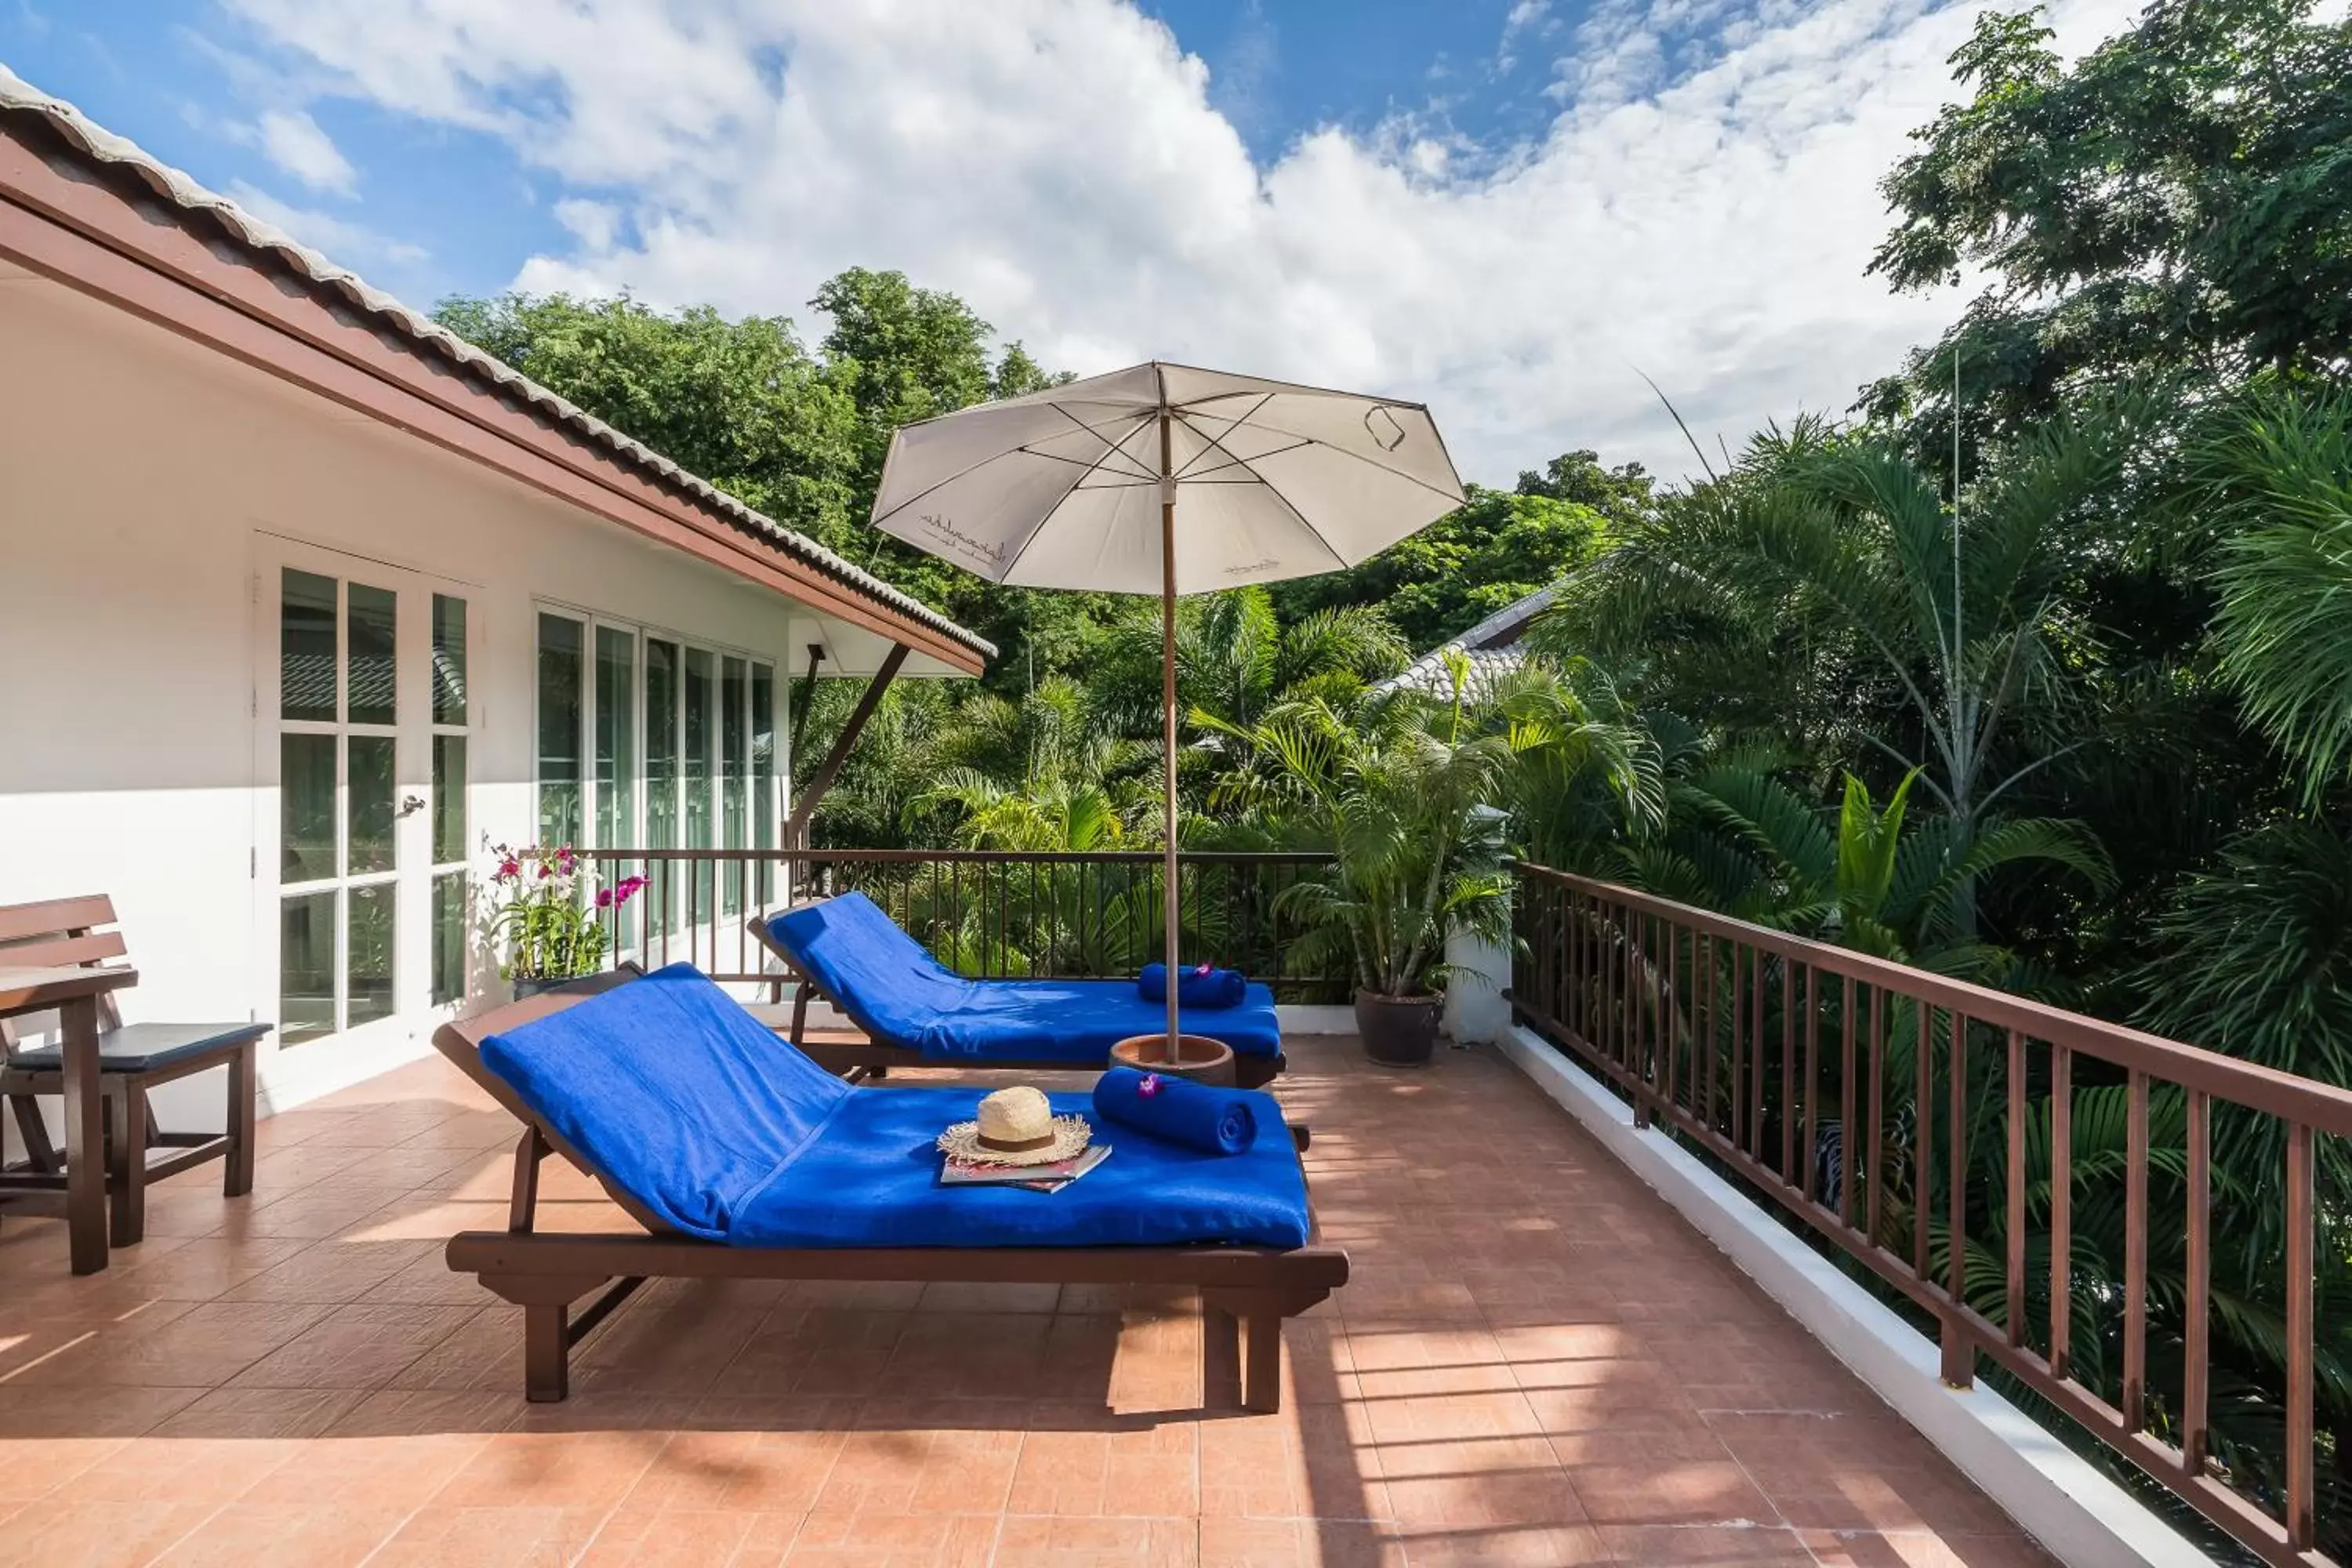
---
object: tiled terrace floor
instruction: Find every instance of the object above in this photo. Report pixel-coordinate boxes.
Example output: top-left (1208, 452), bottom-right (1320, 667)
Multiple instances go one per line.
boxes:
top-left (0, 1036), bottom-right (2051, 1567)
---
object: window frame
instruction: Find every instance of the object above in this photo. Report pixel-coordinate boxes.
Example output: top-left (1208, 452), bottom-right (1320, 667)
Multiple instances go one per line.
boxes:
top-left (531, 603), bottom-right (782, 881)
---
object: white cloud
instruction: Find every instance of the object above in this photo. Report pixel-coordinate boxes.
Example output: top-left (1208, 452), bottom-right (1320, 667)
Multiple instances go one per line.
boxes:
top-left (225, 179), bottom-right (426, 267)
top-left (215, 0), bottom-right (2140, 482)
top-left (252, 107), bottom-right (356, 194)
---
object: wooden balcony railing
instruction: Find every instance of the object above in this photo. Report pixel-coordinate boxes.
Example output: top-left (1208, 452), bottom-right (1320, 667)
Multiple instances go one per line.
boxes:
top-left (1510, 860), bottom-right (2350, 1566)
top-left (574, 848), bottom-right (1350, 1003)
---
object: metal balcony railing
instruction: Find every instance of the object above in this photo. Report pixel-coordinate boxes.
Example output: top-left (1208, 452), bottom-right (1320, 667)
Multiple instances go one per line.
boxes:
top-left (573, 847), bottom-right (1350, 1003)
top-left (1510, 859), bottom-right (2352, 1566)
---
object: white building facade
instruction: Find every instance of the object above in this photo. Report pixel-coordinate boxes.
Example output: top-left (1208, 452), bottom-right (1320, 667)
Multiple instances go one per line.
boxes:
top-left (0, 77), bottom-right (989, 1127)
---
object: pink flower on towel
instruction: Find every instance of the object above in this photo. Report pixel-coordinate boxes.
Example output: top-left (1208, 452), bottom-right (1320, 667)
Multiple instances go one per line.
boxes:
top-left (1192, 961), bottom-right (1213, 977)
top-left (1138, 1073), bottom-right (1163, 1098)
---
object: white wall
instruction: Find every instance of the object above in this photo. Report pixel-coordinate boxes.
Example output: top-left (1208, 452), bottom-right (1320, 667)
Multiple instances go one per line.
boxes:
top-left (0, 264), bottom-right (895, 1127)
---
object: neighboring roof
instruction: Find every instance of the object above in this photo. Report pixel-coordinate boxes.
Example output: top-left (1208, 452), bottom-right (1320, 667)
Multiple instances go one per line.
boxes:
top-left (0, 65), bottom-right (993, 666)
top-left (1380, 585), bottom-right (1556, 699)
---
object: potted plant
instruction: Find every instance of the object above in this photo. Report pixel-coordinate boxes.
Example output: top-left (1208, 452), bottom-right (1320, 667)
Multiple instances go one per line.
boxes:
top-left (1211, 662), bottom-right (1515, 1067)
top-left (488, 844), bottom-right (646, 997)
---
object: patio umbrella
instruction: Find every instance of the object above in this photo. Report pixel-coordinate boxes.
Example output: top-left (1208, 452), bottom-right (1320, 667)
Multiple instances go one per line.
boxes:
top-left (872, 361), bottom-right (1465, 1064)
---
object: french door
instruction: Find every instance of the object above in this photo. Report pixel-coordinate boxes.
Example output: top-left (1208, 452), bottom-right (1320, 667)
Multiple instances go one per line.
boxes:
top-left (258, 541), bottom-right (474, 1046)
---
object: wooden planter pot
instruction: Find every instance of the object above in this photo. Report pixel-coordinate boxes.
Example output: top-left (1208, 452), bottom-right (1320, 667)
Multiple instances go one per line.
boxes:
top-left (1355, 989), bottom-right (1441, 1068)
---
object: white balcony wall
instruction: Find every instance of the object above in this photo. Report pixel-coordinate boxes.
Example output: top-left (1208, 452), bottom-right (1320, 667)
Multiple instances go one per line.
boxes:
top-left (0, 263), bottom-right (855, 1131)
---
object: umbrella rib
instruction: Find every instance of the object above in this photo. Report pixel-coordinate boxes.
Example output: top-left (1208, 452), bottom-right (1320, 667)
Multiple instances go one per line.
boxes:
top-left (1019, 445), bottom-right (1161, 480)
top-left (989, 416), bottom-right (1163, 586)
top-left (1171, 439), bottom-right (1315, 483)
top-left (1218, 411), bottom-right (1468, 506)
top-left (869, 404), bottom-right (1151, 530)
top-left (1171, 394), bottom-right (1278, 479)
top-left (1170, 413), bottom-right (1349, 579)
top-left (1043, 401), bottom-right (1163, 481)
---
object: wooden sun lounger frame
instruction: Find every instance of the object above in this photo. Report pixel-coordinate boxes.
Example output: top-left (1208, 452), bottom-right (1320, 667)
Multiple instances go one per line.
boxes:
top-left (431, 971), bottom-right (1347, 1411)
top-left (744, 898), bottom-right (1287, 1089)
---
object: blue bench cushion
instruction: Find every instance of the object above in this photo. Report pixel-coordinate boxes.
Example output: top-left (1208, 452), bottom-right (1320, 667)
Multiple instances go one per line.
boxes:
top-left (481, 964), bottom-right (1309, 1250)
top-left (767, 894), bottom-right (1282, 1063)
top-left (482, 963), bottom-right (851, 1240)
top-left (8, 1021), bottom-right (268, 1075)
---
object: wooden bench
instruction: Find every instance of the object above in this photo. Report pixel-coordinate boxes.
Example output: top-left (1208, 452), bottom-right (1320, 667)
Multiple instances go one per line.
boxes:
top-left (0, 896), bottom-right (265, 1244)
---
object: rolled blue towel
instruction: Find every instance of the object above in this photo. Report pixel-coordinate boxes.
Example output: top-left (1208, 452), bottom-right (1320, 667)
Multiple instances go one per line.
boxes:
top-left (1138, 962), bottom-right (1247, 1009)
top-left (1091, 1065), bottom-right (1257, 1156)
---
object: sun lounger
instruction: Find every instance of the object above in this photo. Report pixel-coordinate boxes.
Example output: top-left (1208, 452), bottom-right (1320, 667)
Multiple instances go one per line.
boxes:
top-left (431, 964), bottom-right (1345, 1410)
top-left (746, 892), bottom-right (1286, 1087)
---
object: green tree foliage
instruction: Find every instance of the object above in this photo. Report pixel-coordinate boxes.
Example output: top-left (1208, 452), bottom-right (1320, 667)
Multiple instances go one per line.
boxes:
top-left (1271, 453), bottom-right (1645, 648)
top-left (432, 293), bottom-right (863, 551)
top-left (1863, 0), bottom-right (2352, 460)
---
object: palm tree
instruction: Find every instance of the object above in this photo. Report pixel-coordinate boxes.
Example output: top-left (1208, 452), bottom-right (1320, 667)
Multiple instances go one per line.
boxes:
top-left (1566, 406), bottom-right (2140, 933)
top-left (1648, 761), bottom-right (2110, 979)
top-left (2196, 386), bottom-right (2352, 800)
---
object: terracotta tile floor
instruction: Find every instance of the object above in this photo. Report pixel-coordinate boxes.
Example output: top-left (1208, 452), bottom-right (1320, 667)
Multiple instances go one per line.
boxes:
top-left (0, 1037), bottom-right (2053, 1567)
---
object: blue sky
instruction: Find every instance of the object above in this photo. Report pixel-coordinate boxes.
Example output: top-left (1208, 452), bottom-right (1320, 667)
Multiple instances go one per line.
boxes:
top-left (2, 1), bottom-right (1577, 310)
top-left (0, 0), bottom-right (2135, 481)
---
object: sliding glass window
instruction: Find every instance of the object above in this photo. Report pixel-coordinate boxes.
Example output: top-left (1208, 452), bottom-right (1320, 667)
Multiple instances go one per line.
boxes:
top-left (532, 612), bottom-right (781, 953)
top-left (594, 626), bottom-right (638, 951)
top-left (644, 638), bottom-right (681, 938)
top-left (721, 655), bottom-right (749, 917)
top-left (684, 648), bottom-right (715, 925)
top-left (535, 613), bottom-right (584, 849)
top-left (752, 663), bottom-right (777, 906)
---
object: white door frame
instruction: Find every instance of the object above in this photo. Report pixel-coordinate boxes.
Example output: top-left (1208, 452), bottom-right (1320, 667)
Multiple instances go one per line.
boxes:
top-left (249, 533), bottom-right (480, 1071)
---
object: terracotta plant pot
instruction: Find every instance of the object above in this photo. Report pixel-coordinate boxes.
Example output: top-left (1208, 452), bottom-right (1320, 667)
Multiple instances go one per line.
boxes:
top-left (1356, 989), bottom-right (1441, 1068)
top-left (1109, 1033), bottom-right (1239, 1087)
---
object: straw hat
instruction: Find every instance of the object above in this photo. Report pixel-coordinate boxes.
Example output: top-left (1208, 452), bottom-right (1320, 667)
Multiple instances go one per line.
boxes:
top-left (936, 1085), bottom-right (1091, 1167)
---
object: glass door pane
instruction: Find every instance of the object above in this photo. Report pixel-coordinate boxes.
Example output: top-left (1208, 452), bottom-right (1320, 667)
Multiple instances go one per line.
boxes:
top-left (347, 882), bottom-right (397, 1025)
top-left (645, 639), bottom-right (680, 941)
top-left (347, 585), bottom-right (397, 726)
top-left (430, 594), bottom-right (470, 1008)
top-left (431, 593), bottom-right (468, 724)
top-left (430, 873), bottom-right (465, 1007)
top-left (722, 655), bottom-right (747, 917)
top-left (430, 733), bottom-right (467, 1007)
top-left (281, 569), bottom-right (336, 721)
top-left (280, 891), bottom-right (336, 1044)
top-left (684, 648), bottom-right (713, 927)
top-left (347, 736), bottom-right (397, 875)
top-left (281, 734), bottom-right (336, 883)
top-left (752, 663), bottom-right (776, 907)
top-left (595, 626), bottom-right (639, 953)
top-left (538, 613), bottom-right (584, 848)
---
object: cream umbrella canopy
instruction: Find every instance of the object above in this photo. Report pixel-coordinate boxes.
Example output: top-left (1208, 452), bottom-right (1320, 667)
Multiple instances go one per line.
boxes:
top-left (872, 361), bottom-right (1467, 1062)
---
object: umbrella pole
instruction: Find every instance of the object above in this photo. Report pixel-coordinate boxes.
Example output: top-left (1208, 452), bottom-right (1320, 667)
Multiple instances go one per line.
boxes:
top-left (1160, 408), bottom-right (1182, 1058)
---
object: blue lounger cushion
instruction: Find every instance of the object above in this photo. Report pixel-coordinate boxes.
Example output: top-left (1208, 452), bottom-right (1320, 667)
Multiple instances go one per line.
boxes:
top-left (1138, 963), bottom-right (1247, 1009)
top-left (766, 893), bottom-right (1281, 1063)
top-left (731, 1083), bottom-right (1308, 1249)
top-left (481, 964), bottom-right (1309, 1250)
top-left (1093, 1065), bottom-right (1258, 1156)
